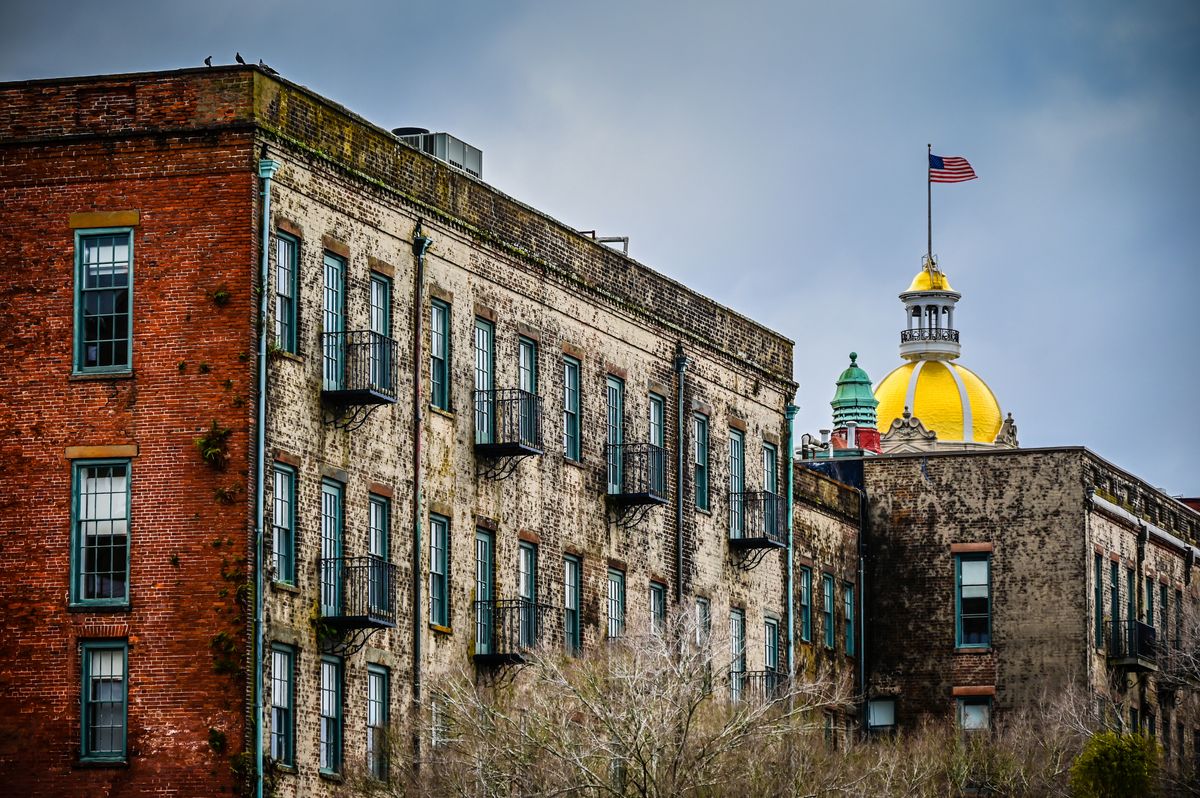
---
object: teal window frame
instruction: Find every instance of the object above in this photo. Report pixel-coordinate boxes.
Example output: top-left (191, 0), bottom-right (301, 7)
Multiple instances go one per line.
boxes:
top-left (71, 459), bottom-right (131, 608)
top-left (606, 568), bottom-right (625, 638)
top-left (518, 336), bottom-right (539, 443)
top-left (693, 414), bottom-right (709, 511)
top-left (368, 272), bottom-right (393, 391)
top-left (728, 429), bottom-right (745, 538)
top-left (320, 479), bottom-right (344, 618)
top-left (1146, 578), bottom-right (1155, 626)
top-left (322, 252), bottom-right (346, 391)
top-left (695, 596), bottom-right (711, 646)
top-left (1094, 553), bottom-right (1104, 650)
top-left (729, 608), bottom-right (746, 701)
top-left (1159, 583), bottom-right (1168, 642)
top-left (957, 696), bottom-right (991, 731)
top-left (764, 617), bottom-right (779, 672)
top-left (763, 442), bottom-right (778, 495)
top-left (368, 494), bottom-right (390, 614)
top-left (1109, 560), bottom-right (1119, 633)
top-left (564, 555), bottom-right (582, 654)
top-left (844, 582), bottom-right (855, 656)
top-left (274, 232), bottom-right (299, 354)
top-left (430, 299), bottom-right (451, 410)
top-left (74, 228), bottom-right (134, 374)
top-left (474, 318), bottom-right (495, 444)
top-left (605, 376), bottom-right (625, 493)
top-left (367, 664), bottom-right (390, 781)
top-left (319, 655), bottom-right (343, 774)
top-left (429, 514), bottom-right (450, 628)
top-left (649, 393), bottom-right (666, 495)
top-left (562, 356), bottom-right (581, 461)
top-left (80, 640), bottom-right (128, 762)
top-left (474, 530), bottom-right (494, 655)
top-left (650, 581), bottom-right (667, 634)
top-left (823, 574), bottom-right (836, 649)
top-left (1126, 567), bottom-right (1135, 623)
top-left (518, 541), bottom-right (539, 647)
top-left (269, 644), bottom-right (295, 766)
top-left (272, 464), bottom-right (296, 585)
top-left (955, 553), bottom-right (991, 649)
top-left (799, 567), bottom-right (812, 642)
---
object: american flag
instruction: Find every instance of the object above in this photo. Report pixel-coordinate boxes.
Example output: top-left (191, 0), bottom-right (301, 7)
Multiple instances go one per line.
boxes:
top-left (929, 154), bottom-right (977, 183)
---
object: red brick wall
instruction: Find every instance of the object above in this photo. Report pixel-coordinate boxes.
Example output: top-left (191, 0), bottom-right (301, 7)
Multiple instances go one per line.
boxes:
top-left (0, 122), bottom-right (257, 794)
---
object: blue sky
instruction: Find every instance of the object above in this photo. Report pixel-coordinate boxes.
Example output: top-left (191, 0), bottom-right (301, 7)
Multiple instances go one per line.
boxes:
top-left (4, 0), bottom-right (1197, 493)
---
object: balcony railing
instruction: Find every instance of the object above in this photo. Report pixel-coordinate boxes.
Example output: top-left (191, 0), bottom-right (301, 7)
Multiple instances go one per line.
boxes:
top-left (742, 669), bottom-right (789, 701)
top-left (474, 598), bottom-right (559, 666)
top-left (321, 331), bottom-right (399, 405)
top-left (318, 556), bottom-right (398, 629)
top-left (900, 328), bottom-right (960, 344)
top-left (605, 442), bottom-right (667, 506)
top-left (728, 490), bottom-right (787, 550)
top-left (1107, 619), bottom-right (1157, 671)
top-left (474, 389), bottom-right (544, 457)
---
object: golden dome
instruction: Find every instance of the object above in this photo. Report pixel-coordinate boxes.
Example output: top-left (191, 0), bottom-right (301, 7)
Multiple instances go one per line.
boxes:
top-left (906, 269), bottom-right (954, 292)
top-left (875, 360), bottom-right (1002, 444)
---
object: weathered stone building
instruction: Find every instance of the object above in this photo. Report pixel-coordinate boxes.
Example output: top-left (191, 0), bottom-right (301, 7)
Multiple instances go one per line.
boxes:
top-left (0, 65), bottom-right (866, 796)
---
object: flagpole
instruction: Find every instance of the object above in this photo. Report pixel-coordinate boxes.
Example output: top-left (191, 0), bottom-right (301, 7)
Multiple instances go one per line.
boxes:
top-left (926, 143), bottom-right (932, 264)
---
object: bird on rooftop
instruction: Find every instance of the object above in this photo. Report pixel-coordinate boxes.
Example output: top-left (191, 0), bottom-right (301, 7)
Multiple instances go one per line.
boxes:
top-left (204, 56), bottom-right (212, 67)
top-left (235, 52), bottom-right (246, 65)
top-left (258, 60), bottom-right (278, 75)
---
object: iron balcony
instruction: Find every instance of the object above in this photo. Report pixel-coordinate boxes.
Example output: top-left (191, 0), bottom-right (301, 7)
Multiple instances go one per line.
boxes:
top-left (1107, 619), bottom-right (1158, 671)
top-left (473, 388), bottom-right (544, 457)
top-left (320, 330), bottom-right (399, 405)
top-left (728, 490), bottom-right (787, 550)
top-left (605, 442), bottom-right (668, 506)
top-left (473, 598), bottom-right (560, 666)
top-left (317, 555), bottom-right (398, 630)
top-left (741, 669), bottom-right (789, 701)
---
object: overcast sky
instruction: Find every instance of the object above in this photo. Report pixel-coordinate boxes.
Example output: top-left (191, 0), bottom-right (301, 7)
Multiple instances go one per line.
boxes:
top-left (4, 0), bottom-right (1197, 494)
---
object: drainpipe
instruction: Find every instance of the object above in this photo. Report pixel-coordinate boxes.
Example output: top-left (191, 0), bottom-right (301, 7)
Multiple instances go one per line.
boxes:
top-left (785, 402), bottom-right (798, 683)
top-left (410, 222), bottom-right (432, 767)
top-left (674, 345), bottom-right (690, 603)
top-left (253, 156), bottom-right (278, 798)
top-left (857, 487), bottom-right (867, 737)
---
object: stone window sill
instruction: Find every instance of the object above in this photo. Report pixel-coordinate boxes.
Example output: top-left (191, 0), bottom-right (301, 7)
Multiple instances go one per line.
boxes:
top-left (70, 371), bottom-right (133, 382)
top-left (271, 581), bottom-right (301, 595)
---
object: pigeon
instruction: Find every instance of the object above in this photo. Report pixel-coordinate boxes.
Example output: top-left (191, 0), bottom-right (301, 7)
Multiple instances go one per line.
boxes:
top-left (235, 52), bottom-right (246, 65)
top-left (258, 59), bottom-right (278, 75)
top-left (204, 56), bottom-right (212, 67)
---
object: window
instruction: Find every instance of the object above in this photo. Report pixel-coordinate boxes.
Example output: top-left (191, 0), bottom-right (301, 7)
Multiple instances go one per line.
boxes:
top-left (368, 494), bottom-right (390, 614)
top-left (272, 465), bottom-right (296, 585)
top-left (429, 514), bottom-right (450, 628)
top-left (473, 530), bottom-right (494, 655)
top-left (729, 429), bottom-right (745, 538)
top-left (270, 644), bottom-right (295, 767)
top-left (1094, 553), bottom-right (1104, 650)
top-left (844, 582), bottom-right (855, 656)
top-left (696, 597), bottom-right (711, 646)
top-left (75, 229), bottom-right (133, 373)
top-left (430, 299), bottom-right (451, 410)
top-left (693, 414), bottom-right (709, 511)
top-left (1126, 567), bottom-right (1135, 624)
top-left (319, 656), bottom-right (343, 774)
top-left (763, 443), bottom-right (778, 495)
top-left (605, 376), bottom-right (624, 493)
top-left (369, 273), bottom-right (392, 391)
top-left (81, 641), bottom-right (127, 761)
top-left (1162, 717), bottom-right (1170, 763)
top-left (320, 480), bottom-right (344, 618)
top-left (1147, 578), bottom-right (1155, 627)
top-left (367, 664), bottom-right (389, 781)
top-left (955, 554), bottom-right (990, 648)
top-left (1159, 583), bottom-right (1168, 643)
top-left (764, 617), bottom-right (779, 672)
top-left (518, 337), bottom-right (538, 444)
top-left (72, 460), bottom-right (130, 606)
top-left (518, 542), bottom-right (538, 647)
top-left (1174, 589), bottom-right (1183, 651)
top-left (957, 697), bottom-right (990, 731)
top-left (867, 699), bottom-right (895, 731)
top-left (607, 568), bottom-right (625, 638)
top-left (322, 253), bottom-right (346, 391)
top-left (564, 555), bottom-right (582, 654)
top-left (823, 574), bottom-right (836, 649)
top-left (650, 581), bottom-right (667, 635)
top-left (473, 318), bottom-right (494, 444)
top-left (562, 356), bottom-right (581, 461)
top-left (649, 394), bottom-right (665, 495)
top-left (1109, 560), bottom-right (1119, 644)
top-left (274, 233), bottom-right (299, 353)
top-left (799, 567), bottom-right (813, 642)
top-left (730, 608), bottom-right (746, 701)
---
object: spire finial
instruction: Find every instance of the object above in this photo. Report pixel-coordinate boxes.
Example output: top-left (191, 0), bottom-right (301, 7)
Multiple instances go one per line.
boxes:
top-left (849, 351), bottom-right (857, 364)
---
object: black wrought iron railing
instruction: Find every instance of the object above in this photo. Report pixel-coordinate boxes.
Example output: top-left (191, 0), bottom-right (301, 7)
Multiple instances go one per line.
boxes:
top-left (474, 598), bottom-right (559, 662)
top-left (318, 555), bottom-right (398, 628)
top-left (742, 669), bottom-right (789, 701)
top-left (321, 330), bottom-right (399, 403)
top-left (473, 389), bottom-right (543, 454)
top-left (605, 442), bottom-right (667, 504)
top-left (728, 490), bottom-right (787, 547)
top-left (1108, 619), bottom-right (1157, 664)
top-left (900, 328), bottom-right (960, 344)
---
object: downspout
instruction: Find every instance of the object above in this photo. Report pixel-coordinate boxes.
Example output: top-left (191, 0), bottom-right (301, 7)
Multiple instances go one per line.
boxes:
top-left (785, 403), bottom-right (798, 683)
top-left (857, 486), bottom-right (867, 735)
top-left (673, 345), bottom-right (690, 604)
top-left (410, 222), bottom-right (432, 767)
top-left (253, 156), bottom-right (279, 798)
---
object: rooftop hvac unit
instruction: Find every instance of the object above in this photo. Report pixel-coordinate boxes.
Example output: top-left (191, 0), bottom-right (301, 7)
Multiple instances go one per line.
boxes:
top-left (393, 128), bottom-right (482, 179)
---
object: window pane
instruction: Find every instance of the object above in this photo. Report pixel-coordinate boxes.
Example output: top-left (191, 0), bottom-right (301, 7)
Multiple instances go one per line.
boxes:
top-left (960, 559), bottom-right (988, 585)
top-left (77, 463), bottom-right (130, 602)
